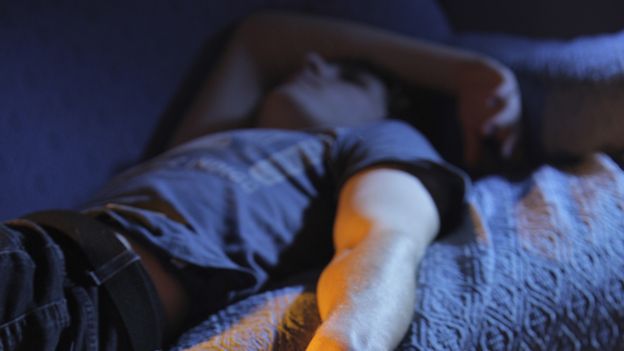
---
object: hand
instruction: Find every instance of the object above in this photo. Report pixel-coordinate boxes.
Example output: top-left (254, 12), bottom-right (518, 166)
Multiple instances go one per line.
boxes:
top-left (456, 57), bottom-right (521, 168)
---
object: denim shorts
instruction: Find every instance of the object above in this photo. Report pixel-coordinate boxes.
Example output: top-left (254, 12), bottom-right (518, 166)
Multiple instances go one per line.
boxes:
top-left (0, 220), bottom-right (129, 351)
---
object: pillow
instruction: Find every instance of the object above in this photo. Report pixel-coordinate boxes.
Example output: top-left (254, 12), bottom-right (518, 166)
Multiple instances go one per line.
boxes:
top-left (454, 30), bottom-right (624, 160)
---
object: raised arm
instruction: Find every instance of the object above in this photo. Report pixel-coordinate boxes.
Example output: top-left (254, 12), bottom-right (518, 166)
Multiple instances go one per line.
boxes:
top-left (170, 12), bottom-right (520, 166)
top-left (306, 166), bottom-right (439, 350)
top-left (236, 12), bottom-right (487, 93)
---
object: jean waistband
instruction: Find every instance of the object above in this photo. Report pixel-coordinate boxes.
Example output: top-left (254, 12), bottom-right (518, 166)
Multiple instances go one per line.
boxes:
top-left (22, 210), bottom-right (165, 351)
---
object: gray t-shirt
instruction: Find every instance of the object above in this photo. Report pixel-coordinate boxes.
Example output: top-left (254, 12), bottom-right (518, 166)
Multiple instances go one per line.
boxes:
top-left (83, 120), bottom-right (467, 312)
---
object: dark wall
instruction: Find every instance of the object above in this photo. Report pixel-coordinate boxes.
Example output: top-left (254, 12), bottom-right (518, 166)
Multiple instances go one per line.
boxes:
top-left (439, 0), bottom-right (624, 38)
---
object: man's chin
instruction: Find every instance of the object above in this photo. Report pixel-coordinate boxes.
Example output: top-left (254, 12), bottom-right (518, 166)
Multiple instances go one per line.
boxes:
top-left (256, 92), bottom-right (315, 129)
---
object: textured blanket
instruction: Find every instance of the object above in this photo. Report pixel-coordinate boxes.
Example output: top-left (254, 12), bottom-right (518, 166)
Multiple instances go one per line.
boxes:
top-left (172, 154), bottom-right (624, 350)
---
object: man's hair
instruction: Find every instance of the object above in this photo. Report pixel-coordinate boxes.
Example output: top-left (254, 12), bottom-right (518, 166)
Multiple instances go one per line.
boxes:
top-left (333, 58), bottom-right (414, 118)
top-left (335, 58), bottom-right (464, 166)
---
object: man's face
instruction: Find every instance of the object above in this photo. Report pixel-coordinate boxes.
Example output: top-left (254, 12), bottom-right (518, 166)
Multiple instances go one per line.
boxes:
top-left (257, 52), bottom-right (388, 129)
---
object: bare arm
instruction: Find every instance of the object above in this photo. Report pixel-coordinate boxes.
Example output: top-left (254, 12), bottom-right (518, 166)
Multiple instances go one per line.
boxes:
top-left (170, 12), bottom-right (520, 164)
top-left (235, 12), bottom-right (488, 93)
top-left (171, 12), bottom-right (475, 145)
top-left (306, 166), bottom-right (439, 350)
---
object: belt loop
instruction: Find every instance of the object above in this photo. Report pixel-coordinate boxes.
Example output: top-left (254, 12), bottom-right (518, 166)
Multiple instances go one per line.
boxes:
top-left (86, 249), bottom-right (140, 286)
top-left (23, 210), bottom-right (164, 351)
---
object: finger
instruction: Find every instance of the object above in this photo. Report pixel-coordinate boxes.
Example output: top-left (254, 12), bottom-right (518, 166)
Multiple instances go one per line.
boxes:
top-left (494, 67), bottom-right (517, 98)
top-left (482, 92), bottom-right (521, 136)
top-left (501, 131), bottom-right (518, 159)
top-left (487, 112), bottom-right (519, 160)
top-left (482, 58), bottom-right (516, 96)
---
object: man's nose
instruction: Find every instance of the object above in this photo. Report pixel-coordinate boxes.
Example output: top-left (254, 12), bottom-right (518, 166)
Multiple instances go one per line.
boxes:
top-left (304, 52), bottom-right (331, 77)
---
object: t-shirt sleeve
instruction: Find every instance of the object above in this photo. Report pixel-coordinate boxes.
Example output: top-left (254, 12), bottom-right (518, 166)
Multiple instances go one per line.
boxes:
top-left (328, 120), bottom-right (469, 235)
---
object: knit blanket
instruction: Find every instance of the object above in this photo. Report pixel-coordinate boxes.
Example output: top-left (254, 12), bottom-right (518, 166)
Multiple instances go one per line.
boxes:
top-left (172, 153), bottom-right (624, 350)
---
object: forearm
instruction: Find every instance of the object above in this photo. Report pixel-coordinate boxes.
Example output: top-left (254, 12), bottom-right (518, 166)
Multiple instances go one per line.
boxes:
top-left (307, 231), bottom-right (428, 351)
top-left (307, 167), bottom-right (440, 351)
top-left (237, 11), bottom-right (486, 94)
